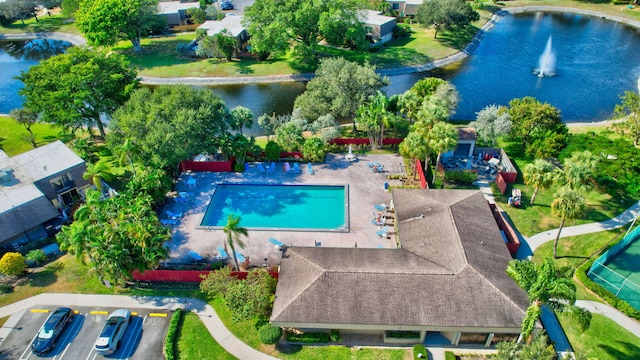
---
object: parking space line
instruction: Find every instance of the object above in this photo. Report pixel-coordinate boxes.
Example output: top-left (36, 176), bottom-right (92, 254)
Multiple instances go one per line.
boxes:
top-left (148, 313), bottom-right (168, 317)
top-left (30, 309), bottom-right (49, 313)
top-left (90, 311), bottom-right (109, 315)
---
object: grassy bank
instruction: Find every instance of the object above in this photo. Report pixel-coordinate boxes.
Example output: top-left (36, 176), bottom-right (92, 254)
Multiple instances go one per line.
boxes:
top-left (0, 115), bottom-right (73, 156)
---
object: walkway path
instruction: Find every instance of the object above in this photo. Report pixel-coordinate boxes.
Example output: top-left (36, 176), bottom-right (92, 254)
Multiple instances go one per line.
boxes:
top-left (519, 201), bottom-right (640, 257)
top-left (0, 293), bottom-right (278, 360)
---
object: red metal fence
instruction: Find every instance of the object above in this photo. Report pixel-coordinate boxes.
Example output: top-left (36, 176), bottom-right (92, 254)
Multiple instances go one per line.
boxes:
top-left (133, 269), bottom-right (279, 283)
top-left (416, 159), bottom-right (427, 189)
top-left (489, 203), bottom-right (521, 256)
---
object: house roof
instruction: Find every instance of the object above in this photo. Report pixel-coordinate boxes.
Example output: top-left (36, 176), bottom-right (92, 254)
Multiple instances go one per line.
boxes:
top-left (271, 190), bottom-right (530, 330)
top-left (157, 1), bottom-right (199, 15)
top-left (358, 10), bottom-right (396, 27)
top-left (458, 127), bottom-right (477, 141)
top-left (198, 15), bottom-right (245, 37)
top-left (0, 141), bottom-right (83, 240)
top-left (0, 196), bottom-right (59, 242)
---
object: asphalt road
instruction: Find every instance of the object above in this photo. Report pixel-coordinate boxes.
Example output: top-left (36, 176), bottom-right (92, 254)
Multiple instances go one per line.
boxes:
top-left (0, 306), bottom-right (171, 360)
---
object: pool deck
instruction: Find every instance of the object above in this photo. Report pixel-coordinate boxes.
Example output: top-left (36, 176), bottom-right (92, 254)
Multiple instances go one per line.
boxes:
top-left (162, 153), bottom-right (406, 266)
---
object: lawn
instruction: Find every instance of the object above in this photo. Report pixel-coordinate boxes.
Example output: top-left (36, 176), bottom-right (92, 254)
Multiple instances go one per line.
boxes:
top-left (559, 313), bottom-right (640, 360)
top-left (0, 14), bottom-right (80, 35)
top-left (0, 115), bottom-right (73, 156)
top-left (177, 312), bottom-right (237, 360)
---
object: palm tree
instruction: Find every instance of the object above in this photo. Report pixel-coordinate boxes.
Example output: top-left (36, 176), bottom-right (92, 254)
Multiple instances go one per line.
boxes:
top-left (399, 132), bottom-right (428, 180)
top-left (523, 159), bottom-right (554, 205)
top-left (223, 214), bottom-right (248, 271)
top-left (83, 158), bottom-right (119, 194)
top-left (506, 258), bottom-right (591, 344)
top-left (551, 186), bottom-right (586, 258)
top-left (230, 106), bottom-right (254, 136)
top-left (428, 122), bottom-right (458, 184)
top-left (558, 150), bottom-right (598, 191)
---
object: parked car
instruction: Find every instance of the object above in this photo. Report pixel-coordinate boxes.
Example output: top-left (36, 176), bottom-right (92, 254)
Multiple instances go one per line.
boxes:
top-left (94, 309), bottom-right (132, 355)
top-left (220, 1), bottom-right (233, 10)
top-left (31, 307), bottom-right (74, 356)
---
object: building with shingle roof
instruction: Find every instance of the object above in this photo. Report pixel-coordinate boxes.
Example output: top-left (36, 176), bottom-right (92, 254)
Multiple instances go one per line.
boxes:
top-left (0, 141), bottom-right (90, 250)
top-left (271, 189), bottom-right (535, 346)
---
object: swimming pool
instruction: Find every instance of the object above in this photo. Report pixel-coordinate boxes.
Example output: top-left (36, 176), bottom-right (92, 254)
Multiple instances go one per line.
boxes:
top-left (200, 184), bottom-right (348, 231)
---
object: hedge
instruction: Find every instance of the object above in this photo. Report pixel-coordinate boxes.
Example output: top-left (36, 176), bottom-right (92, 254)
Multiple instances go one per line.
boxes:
top-left (258, 325), bottom-right (282, 344)
top-left (285, 331), bottom-right (330, 343)
top-left (164, 308), bottom-right (183, 360)
top-left (387, 330), bottom-right (420, 338)
top-left (576, 259), bottom-right (640, 321)
top-left (444, 351), bottom-right (457, 360)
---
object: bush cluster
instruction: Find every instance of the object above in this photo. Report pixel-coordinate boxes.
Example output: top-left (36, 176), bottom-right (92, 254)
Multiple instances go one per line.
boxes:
top-left (258, 325), bottom-right (282, 344)
top-left (265, 141), bottom-right (281, 161)
top-left (330, 329), bottom-right (341, 342)
top-left (444, 170), bottom-right (478, 184)
top-left (285, 331), bottom-right (330, 343)
top-left (576, 259), bottom-right (640, 321)
top-left (164, 308), bottom-right (183, 360)
top-left (412, 344), bottom-right (427, 359)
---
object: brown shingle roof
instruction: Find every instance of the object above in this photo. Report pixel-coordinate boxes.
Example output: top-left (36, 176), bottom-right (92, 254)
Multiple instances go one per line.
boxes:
top-left (271, 189), bottom-right (530, 330)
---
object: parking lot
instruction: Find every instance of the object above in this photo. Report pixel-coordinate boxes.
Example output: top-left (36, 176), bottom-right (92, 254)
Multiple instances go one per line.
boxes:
top-left (0, 306), bottom-right (172, 360)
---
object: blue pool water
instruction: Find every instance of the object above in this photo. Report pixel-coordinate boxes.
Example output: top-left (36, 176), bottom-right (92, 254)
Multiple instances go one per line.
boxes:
top-left (201, 184), bottom-right (347, 231)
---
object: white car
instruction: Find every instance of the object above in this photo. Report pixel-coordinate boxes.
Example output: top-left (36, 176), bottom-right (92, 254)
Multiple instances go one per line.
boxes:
top-left (94, 309), bottom-right (132, 355)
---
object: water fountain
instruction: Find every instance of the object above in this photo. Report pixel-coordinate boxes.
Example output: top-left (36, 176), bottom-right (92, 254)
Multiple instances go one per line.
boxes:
top-left (536, 36), bottom-right (556, 78)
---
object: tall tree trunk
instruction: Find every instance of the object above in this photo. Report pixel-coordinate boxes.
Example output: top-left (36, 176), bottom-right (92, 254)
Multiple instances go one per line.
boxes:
top-left (553, 217), bottom-right (566, 259)
top-left (531, 186), bottom-right (540, 205)
top-left (95, 116), bottom-right (106, 138)
top-left (433, 152), bottom-right (442, 185)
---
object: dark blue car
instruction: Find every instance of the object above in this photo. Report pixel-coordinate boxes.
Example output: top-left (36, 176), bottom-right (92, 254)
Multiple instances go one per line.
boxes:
top-left (31, 307), bottom-right (74, 356)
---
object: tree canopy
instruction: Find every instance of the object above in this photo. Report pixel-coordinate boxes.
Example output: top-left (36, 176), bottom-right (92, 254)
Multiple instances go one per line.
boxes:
top-left (75, 0), bottom-right (159, 53)
top-left (473, 104), bottom-right (512, 146)
top-left (294, 58), bottom-right (388, 123)
top-left (0, 0), bottom-right (39, 25)
top-left (108, 85), bottom-right (230, 170)
top-left (56, 190), bottom-right (170, 286)
top-left (16, 47), bottom-right (138, 138)
top-left (612, 91), bottom-right (640, 145)
top-left (415, 0), bottom-right (479, 38)
top-left (506, 258), bottom-right (591, 342)
top-left (508, 97), bottom-right (568, 159)
top-left (243, 0), bottom-right (366, 61)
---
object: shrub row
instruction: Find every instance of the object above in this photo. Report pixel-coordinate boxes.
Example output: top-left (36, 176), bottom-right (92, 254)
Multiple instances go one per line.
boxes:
top-left (444, 170), bottom-right (478, 184)
top-left (258, 325), bottom-right (282, 344)
top-left (444, 351), bottom-right (457, 360)
top-left (387, 184), bottom-right (421, 191)
top-left (164, 308), bottom-right (183, 360)
top-left (387, 330), bottom-right (420, 339)
top-left (576, 259), bottom-right (640, 321)
top-left (285, 331), bottom-right (330, 343)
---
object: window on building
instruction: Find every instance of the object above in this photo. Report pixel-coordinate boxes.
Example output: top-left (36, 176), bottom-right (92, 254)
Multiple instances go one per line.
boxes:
top-left (50, 173), bottom-right (75, 193)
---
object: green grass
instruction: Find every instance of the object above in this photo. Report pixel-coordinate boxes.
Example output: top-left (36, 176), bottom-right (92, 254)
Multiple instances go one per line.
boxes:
top-left (559, 313), bottom-right (640, 360)
top-left (0, 14), bottom-right (80, 34)
top-left (177, 312), bottom-right (237, 360)
top-left (0, 116), bottom-right (73, 156)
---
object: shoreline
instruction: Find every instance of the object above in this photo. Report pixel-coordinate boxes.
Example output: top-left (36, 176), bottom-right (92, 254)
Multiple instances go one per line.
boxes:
top-left (3, 6), bottom-right (639, 86)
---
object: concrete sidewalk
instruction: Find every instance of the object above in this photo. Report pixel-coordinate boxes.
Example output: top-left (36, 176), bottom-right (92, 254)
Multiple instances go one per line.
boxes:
top-left (0, 293), bottom-right (278, 360)
top-left (576, 300), bottom-right (640, 338)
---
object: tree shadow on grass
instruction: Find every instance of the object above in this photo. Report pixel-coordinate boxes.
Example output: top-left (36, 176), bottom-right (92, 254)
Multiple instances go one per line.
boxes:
top-left (275, 342), bottom-right (302, 354)
top-left (29, 263), bottom-right (63, 287)
top-left (436, 25), bottom-right (480, 50)
top-left (599, 341), bottom-right (640, 360)
top-left (5, 16), bottom-right (67, 33)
